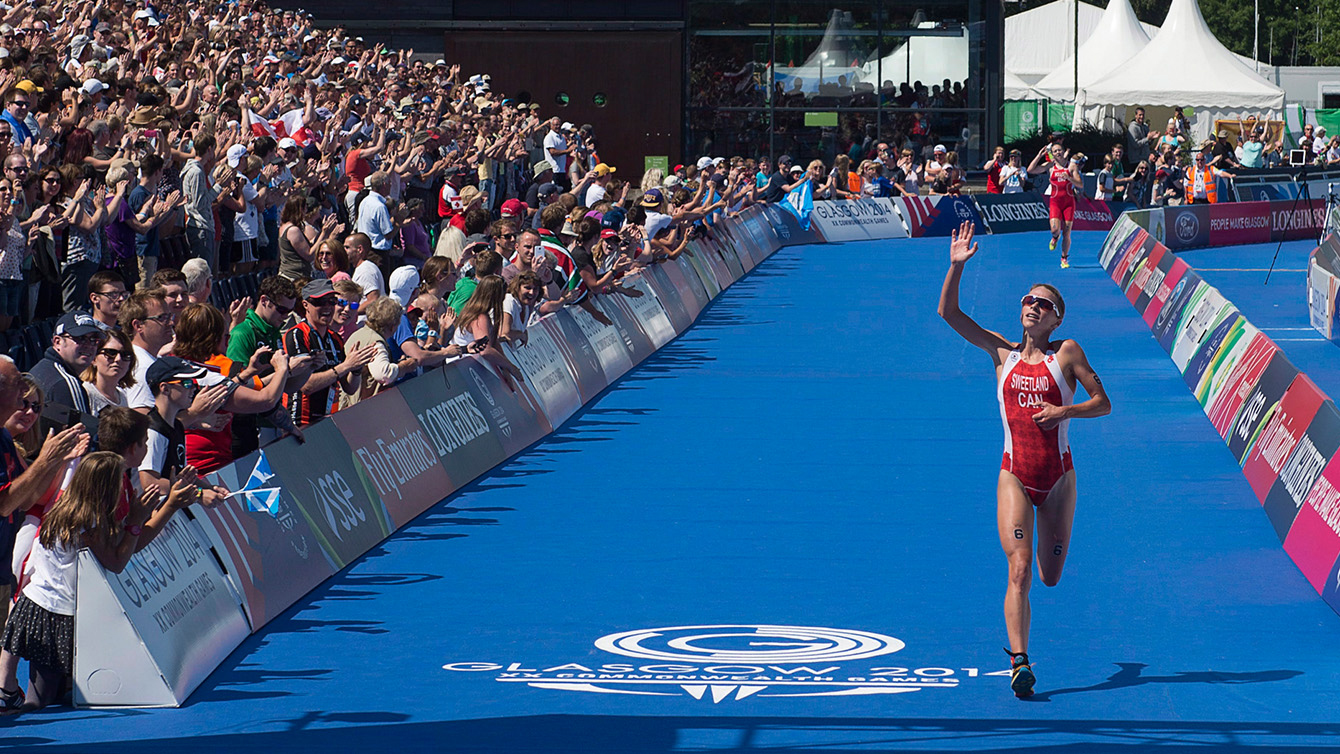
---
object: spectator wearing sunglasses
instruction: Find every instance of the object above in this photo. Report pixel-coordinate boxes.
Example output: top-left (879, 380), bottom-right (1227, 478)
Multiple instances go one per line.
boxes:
top-left (0, 89), bottom-right (32, 146)
top-left (282, 279), bottom-right (377, 428)
top-left (138, 357), bottom-right (206, 495)
top-left (30, 312), bottom-right (105, 414)
top-left (80, 329), bottom-right (136, 415)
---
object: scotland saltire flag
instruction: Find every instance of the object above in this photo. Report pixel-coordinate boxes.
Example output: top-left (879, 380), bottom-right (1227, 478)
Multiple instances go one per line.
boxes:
top-left (225, 451), bottom-right (283, 517)
top-left (783, 178), bottom-right (814, 230)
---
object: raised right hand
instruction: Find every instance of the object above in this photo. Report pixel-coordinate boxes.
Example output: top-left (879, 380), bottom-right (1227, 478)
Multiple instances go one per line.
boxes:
top-left (949, 220), bottom-right (978, 265)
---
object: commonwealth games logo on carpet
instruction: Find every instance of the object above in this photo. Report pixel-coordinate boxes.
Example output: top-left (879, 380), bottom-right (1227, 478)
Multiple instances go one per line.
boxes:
top-left (595, 625), bottom-right (904, 663)
top-left (442, 624), bottom-right (1006, 702)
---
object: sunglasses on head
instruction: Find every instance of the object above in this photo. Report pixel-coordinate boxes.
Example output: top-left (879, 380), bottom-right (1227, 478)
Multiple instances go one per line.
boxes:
top-left (1021, 294), bottom-right (1058, 314)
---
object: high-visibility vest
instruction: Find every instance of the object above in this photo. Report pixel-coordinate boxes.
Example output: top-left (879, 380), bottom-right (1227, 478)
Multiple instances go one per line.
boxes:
top-left (1184, 167), bottom-right (1218, 203)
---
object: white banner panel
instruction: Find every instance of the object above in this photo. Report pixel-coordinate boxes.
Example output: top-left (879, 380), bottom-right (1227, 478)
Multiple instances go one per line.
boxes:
top-left (809, 198), bottom-right (909, 242)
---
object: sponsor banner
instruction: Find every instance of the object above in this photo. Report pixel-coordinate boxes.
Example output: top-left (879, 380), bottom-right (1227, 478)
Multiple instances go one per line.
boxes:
top-left (1108, 228), bottom-right (1151, 287)
top-left (1243, 374), bottom-right (1327, 508)
top-left (703, 236), bottom-right (742, 287)
top-left (809, 197), bottom-right (909, 241)
top-left (1143, 253), bottom-right (1190, 329)
top-left (682, 250), bottom-right (723, 299)
top-left (619, 274), bottom-right (678, 348)
top-left (1125, 240), bottom-right (1168, 311)
top-left (760, 202), bottom-right (825, 246)
top-left (1115, 233), bottom-right (1156, 295)
top-left (1205, 330), bottom-right (1279, 439)
top-left (1154, 274), bottom-right (1205, 353)
top-left (1192, 318), bottom-right (1259, 406)
top-left (1170, 286), bottom-right (1230, 373)
top-left (505, 319), bottom-right (584, 427)
top-left (398, 364), bottom-right (508, 491)
top-left (1070, 196), bottom-right (1121, 231)
top-left (332, 389), bottom-right (454, 529)
top-left (1269, 199), bottom-right (1327, 241)
top-left (894, 195), bottom-right (986, 238)
top-left (1308, 256), bottom-right (1339, 339)
top-left (593, 291), bottom-right (658, 365)
top-left (641, 264), bottom-right (695, 332)
top-left (1288, 451), bottom-right (1340, 593)
top-left (73, 514), bottom-right (251, 706)
top-left (1102, 223), bottom-right (1147, 278)
top-left (1263, 398), bottom-right (1340, 543)
top-left (540, 312), bottom-right (608, 401)
top-left (198, 452), bottom-right (334, 628)
top-left (660, 256), bottom-right (710, 319)
top-left (710, 233), bottom-right (747, 281)
top-left (1181, 312), bottom-right (1243, 391)
top-left (1209, 202), bottom-right (1272, 246)
top-left (263, 419), bottom-right (394, 571)
top-left (1227, 350), bottom-right (1300, 464)
top-left (564, 304), bottom-right (639, 389)
top-left (1236, 181), bottom-right (1296, 202)
top-left (1162, 204), bottom-right (1212, 250)
top-left (450, 356), bottom-right (551, 457)
top-left (975, 191), bottom-right (1050, 234)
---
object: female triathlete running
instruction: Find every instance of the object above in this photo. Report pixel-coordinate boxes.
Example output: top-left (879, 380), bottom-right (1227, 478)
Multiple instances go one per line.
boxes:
top-left (937, 221), bottom-right (1111, 698)
top-left (1027, 144), bottom-right (1085, 268)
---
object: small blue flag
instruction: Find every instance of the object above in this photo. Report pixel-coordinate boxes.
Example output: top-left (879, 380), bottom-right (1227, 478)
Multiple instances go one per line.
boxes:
top-left (783, 178), bottom-right (814, 230)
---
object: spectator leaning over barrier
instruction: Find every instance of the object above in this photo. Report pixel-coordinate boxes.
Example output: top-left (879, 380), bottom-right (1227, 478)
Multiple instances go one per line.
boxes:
top-left (282, 279), bottom-right (376, 428)
top-left (448, 249), bottom-right (502, 315)
top-left (136, 359), bottom-right (228, 506)
top-left (226, 276), bottom-right (313, 455)
top-left (502, 271), bottom-right (542, 346)
top-left (0, 449), bottom-right (193, 714)
top-left (1184, 151), bottom-right (1235, 204)
top-left (87, 271), bottom-right (129, 333)
top-left (172, 303), bottom-right (292, 474)
top-left (340, 297), bottom-right (413, 409)
top-left (31, 312), bottom-right (105, 414)
top-left (452, 275), bottom-right (521, 385)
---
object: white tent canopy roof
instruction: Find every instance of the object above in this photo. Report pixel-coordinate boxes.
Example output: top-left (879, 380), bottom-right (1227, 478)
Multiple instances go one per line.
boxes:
top-left (1079, 0), bottom-right (1284, 109)
top-left (1005, 0), bottom-right (1157, 79)
top-left (1032, 0), bottom-right (1150, 100)
top-left (1005, 69), bottom-right (1039, 100)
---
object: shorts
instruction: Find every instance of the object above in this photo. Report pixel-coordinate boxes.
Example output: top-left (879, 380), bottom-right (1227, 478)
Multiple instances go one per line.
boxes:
top-left (1049, 196), bottom-right (1075, 223)
top-left (0, 278), bottom-right (22, 317)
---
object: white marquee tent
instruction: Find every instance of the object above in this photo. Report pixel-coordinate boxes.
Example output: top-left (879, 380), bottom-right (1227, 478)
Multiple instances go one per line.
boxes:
top-left (1078, 0), bottom-right (1284, 138)
top-left (1005, 69), bottom-right (1040, 101)
top-left (1005, 0), bottom-right (1158, 82)
top-left (1031, 0), bottom-right (1150, 101)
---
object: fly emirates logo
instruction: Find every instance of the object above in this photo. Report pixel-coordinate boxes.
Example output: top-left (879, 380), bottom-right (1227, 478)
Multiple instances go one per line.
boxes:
top-left (1011, 372), bottom-right (1052, 408)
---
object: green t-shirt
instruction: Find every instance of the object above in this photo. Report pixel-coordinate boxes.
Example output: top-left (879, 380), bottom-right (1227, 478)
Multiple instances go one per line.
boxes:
top-left (446, 277), bottom-right (477, 314)
top-left (226, 308), bottom-right (281, 364)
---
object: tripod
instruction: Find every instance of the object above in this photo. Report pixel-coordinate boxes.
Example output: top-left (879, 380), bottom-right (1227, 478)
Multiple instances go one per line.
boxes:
top-left (1265, 160), bottom-right (1313, 284)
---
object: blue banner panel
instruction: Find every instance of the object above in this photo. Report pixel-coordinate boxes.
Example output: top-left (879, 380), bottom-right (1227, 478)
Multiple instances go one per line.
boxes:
top-left (398, 364), bottom-right (508, 491)
top-left (641, 264), bottom-right (694, 333)
top-left (542, 311), bottom-right (609, 402)
top-left (974, 191), bottom-right (1050, 234)
top-left (449, 356), bottom-right (551, 457)
top-left (1162, 204), bottom-right (1212, 250)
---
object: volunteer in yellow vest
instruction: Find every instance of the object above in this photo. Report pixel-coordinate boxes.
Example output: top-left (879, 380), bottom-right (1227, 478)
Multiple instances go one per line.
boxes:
top-left (1183, 150), bottom-right (1236, 204)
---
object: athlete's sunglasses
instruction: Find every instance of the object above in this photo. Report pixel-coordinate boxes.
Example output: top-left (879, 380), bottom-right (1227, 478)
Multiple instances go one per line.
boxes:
top-left (1021, 294), bottom-right (1058, 313)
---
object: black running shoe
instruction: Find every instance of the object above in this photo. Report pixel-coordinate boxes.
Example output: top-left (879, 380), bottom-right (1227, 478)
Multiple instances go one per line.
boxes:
top-left (1005, 649), bottom-right (1035, 698)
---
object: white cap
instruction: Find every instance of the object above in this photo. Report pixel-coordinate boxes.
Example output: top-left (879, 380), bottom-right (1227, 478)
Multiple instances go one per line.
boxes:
top-left (434, 59), bottom-right (446, 66)
top-left (561, 121), bottom-right (575, 132)
top-left (277, 137), bottom-right (297, 150)
top-left (695, 156), bottom-right (713, 170)
top-left (933, 144), bottom-right (947, 153)
top-left (226, 144), bottom-right (248, 168)
top-left (662, 175), bottom-right (683, 188)
top-left (331, 56), bottom-right (346, 65)
top-left (712, 157), bottom-right (725, 166)
top-left (645, 212), bottom-right (674, 239)
top-left (132, 9), bottom-right (159, 26)
top-left (81, 79), bottom-right (105, 96)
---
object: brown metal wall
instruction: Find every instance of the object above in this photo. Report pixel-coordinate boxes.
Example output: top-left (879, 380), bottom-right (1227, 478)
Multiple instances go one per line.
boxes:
top-left (444, 31), bottom-right (682, 177)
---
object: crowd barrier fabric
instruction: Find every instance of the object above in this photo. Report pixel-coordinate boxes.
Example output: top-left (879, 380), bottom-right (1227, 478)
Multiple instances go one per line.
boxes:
top-left (73, 515), bottom-right (251, 706)
top-left (1098, 207), bottom-right (1340, 622)
top-left (808, 198), bottom-right (909, 242)
top-left (974, 191), bottom-right (1051, 234)
top-left (893, 195), bottom-right (986, 238)
top-left (1307, 233), bottom-right (1340, 341)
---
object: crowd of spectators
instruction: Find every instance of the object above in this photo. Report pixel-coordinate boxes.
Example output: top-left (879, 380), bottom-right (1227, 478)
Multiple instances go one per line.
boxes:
top-left (0, 0), bottom-right (923, 718)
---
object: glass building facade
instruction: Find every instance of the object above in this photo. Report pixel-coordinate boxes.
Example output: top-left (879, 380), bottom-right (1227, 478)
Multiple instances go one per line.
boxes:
top-left (686, 0), bottom-right (1002, 168)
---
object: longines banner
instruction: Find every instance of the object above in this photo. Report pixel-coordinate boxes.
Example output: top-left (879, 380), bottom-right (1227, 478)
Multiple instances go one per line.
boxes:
top-left (973, 192), bottom-right (1049, 234)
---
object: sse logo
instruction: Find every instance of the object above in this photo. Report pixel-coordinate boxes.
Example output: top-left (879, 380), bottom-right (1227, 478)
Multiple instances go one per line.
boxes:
top-left (307, 470), bottom-right (365, 541)
top-left (1175, 211), bottom-right (1200, 242)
